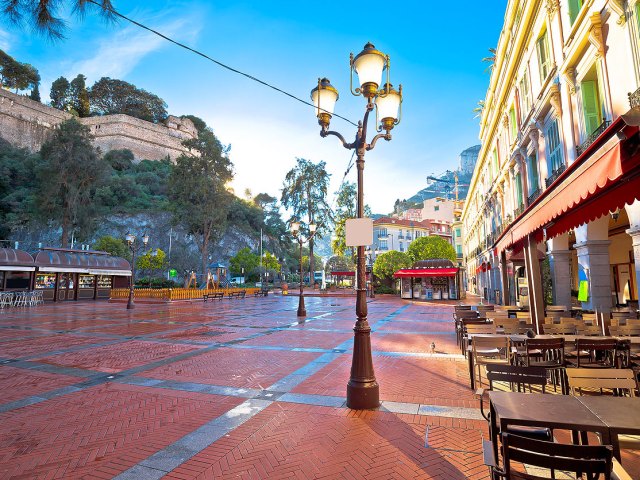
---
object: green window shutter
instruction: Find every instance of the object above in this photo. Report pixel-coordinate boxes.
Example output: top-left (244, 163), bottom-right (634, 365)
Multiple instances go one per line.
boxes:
top-left (509, 108), bottom-right (517, 140)
top-left (569, 0), bottom-right (582, 24)
top-left (581, 80), bottom-right (602, 135)
top-left (516, 174), bottom-right (523, 206)
top-left (528, 155), bottom-right (539, 192)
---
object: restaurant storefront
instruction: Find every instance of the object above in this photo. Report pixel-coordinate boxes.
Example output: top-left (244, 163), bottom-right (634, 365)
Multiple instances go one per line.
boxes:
top-left (0, 247), bottom-right (131, 301)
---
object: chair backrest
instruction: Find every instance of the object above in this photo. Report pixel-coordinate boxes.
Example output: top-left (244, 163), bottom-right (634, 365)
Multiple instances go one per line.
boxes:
top-left (454, 310), bottom-right (479, 321)
top-left (524, 337), bottom-right (565, 367)
top-left (501, 433), bottom-right (612, 480)
top-left (543, 324), bottom-right (576, 335)
top-left (546, 305), bottom-right (569, 312)
top-left (576, 325), bottom-right (603, 336)
top-left (515, 311), bottom-right (530, 320)
top-left (477, 305), bottom-right (495, 313)
top-left (582, 312), bottom-right (597, 325)
top-left (610, 325), bottom-right (640, 337)
top-left (455, 305), bottom-right (472, 311)
top-left (566, 368), bottom-right (637, 397)
top-left (485, 364), bottom-right (548, 392)
top-left (489, 316), bottom-right (517, 327)
top-left (472, 335), bottom-right (510, 359)
top-left (575, 338), bottom-right (618, 368)
top-left (466, 324), bottom-right (497, 335)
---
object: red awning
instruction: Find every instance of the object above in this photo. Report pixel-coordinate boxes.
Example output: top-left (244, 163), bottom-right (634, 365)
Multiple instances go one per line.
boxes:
top-left (496, 114), bottom-right (640, 253)
top-left (394, 268), bottom-right (458, 278)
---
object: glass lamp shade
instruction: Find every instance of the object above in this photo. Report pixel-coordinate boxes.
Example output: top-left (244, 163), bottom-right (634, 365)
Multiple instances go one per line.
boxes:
top-left (353, 43), bottom-right (387, 92)
top-left (291, 222), bottom-right (301, 234)
top-left (376, 83), bottom-right (402, 130)
top-left (311, 78), bottom-right (339, 120)
top-left (309, 224), bottom-right (317, 233)
top-left (142, 233), bottom-right (150, 245)
top-left (125, 232), bottom-right (135, 244)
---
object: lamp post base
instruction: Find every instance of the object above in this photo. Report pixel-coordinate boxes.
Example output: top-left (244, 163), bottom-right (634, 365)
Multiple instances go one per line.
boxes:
top-left (127, 297), bottom-right (135, 310)
top-left (346, 321), bottom-right (379, 409)
top-left (297, 294), bottom-right (306, 317)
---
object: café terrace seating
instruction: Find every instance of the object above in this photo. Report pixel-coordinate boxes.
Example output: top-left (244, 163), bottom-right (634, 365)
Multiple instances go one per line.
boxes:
top-left (458, 304), bottom-right (639, 479)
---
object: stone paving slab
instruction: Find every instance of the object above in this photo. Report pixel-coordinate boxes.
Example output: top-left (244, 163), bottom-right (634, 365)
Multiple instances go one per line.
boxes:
top-left (0, 296), bottom-right (637, 479)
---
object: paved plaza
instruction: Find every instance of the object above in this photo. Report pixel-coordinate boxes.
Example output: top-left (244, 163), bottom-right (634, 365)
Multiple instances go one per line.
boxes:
top-left (0, 295), bottom-right (637, 480)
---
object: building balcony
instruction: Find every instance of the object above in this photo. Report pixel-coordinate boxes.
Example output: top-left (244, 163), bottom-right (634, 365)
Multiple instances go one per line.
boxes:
top-left (378, 246), bottom-right (388, 251)
top-left (398, 235), bottom-right (404, 239)
top-left (545, 164), bottom-right (566, 188)
top-left (576, 120), bottom-right (611, 157)
top-left (527, 188), bottom-right (541, 205)
top-left (514, 204), bottom-right (525, 218)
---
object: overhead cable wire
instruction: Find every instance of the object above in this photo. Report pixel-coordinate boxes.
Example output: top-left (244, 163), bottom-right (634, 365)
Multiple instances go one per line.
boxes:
top-left (86, 0), bottom-right (358, 127)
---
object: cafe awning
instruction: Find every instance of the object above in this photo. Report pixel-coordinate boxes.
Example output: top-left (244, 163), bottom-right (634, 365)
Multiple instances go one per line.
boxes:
top-left (0, 248), bottom-right (35, 271)
top-left (496, 110), bottom-right (640, 253)
top-left (394, 268), bottom-right (458, 277)
top-left (34, 249), bottom-right (131, 275)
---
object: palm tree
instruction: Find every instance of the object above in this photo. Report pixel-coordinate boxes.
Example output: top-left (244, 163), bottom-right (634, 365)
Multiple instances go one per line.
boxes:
top-left (2, 1), bottom-right (114, 39)
top-left (482, 48), bottom-right (497, 73)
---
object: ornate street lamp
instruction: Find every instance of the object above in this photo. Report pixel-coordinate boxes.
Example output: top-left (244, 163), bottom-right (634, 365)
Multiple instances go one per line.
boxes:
top-left (291, 221), bottom-right (318, 317)
top-left (311, 42), bottom-right (402, 409)
top-left (125, 231), bottom-right (149, 310)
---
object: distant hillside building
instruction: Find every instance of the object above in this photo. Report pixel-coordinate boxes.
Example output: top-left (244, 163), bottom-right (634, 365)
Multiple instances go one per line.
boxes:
top-left (371, 217), bottom-right (453, 262)
top-left (0, 89), bottom-right (197, 161)
top-left (459, 145), bottom-right (481, 175)
top-left (420, 197), bottom-right (457, 224)
top-left (396, 208), bottom-right (422, 221)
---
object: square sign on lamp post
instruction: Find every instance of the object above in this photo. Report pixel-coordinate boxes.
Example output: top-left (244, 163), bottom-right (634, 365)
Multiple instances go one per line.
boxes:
top-left (345, 218), bottom-right (373, 247)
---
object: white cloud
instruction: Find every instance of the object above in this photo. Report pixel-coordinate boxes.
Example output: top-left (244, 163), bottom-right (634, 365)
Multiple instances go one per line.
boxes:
top-left (0, 28), bottom-right (11, 51)
top-left (67, 16), bottom-right (200, 83)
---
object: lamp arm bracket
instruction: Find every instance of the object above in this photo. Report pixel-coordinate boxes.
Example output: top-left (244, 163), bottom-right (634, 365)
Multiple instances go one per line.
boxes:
top-left (366, 133), bottom-right (392, 151)
top-left (321, 129), bottom-right (355, 149)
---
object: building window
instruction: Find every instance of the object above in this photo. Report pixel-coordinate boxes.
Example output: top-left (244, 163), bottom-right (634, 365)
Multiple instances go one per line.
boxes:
top-left (492, 148), bottom-right (499, 179)
top-left (377, 228), bottom-right (387, 238)
top-left (580, 75), bottom-right (604, 136)
top-left (515, 173), bottom-right (524, 207)
top-left (456, 228), bottom-right (461, 238)
top-left (379, 240), bottom-right (388, 250)
top-left (456, 244), bottom-right (463, 257)
top-left (519, 71), bottom-right (531, 120)
top-left (546, 118), bottom-right (564, 175)
top-left (434, 206), bottom-right (439, 211)
top-left (568, 0), bottom-right (583, 25)
top-left (399, 243), bottom-right (404, 252)
top-left (536, 31), bottom-right (551, 83)
top-left (527, 154), bottom-right (540, 193)
top-left (509, 106), bottom-right (517, 142)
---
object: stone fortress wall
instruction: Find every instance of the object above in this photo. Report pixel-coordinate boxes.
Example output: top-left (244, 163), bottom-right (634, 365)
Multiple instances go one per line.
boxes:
top-left (0, 88), bottom-right (197, 161)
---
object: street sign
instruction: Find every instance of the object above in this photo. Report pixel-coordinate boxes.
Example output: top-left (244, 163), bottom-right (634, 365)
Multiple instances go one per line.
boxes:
top-left (169, 269), bottom-right (177, 278)
top-left (345, 218), bottom-right (373, 247)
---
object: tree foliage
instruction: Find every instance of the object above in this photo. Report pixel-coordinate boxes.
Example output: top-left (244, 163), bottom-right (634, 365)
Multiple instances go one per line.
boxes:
top-left (169, 123), bottom-right (233, 275)
top-left (93, 235), bottom-right (129, 259)
top-left (373, 251), bottom-right (412, 279)
top-left (136, 248), bottom-right (167, 274)
top-left (262, 251), bottom-right (280, 272)
top-left (50, 76), bottom-right (70, 110)
top-left (37, 119), bottom-right (109, 246)
top-left (0, 49), bottom-right (40, 93)
top-left (281, 158), bottom-right (332, 277)
top-left (70, 74), bottom-right (90, 117)
top-left (1, 0), bottom-right (115, 40)
top-left (406, 236), bottom-right (456, 263)
top-left (325, 255), bottom-right (355, 274)
top-left (89, 77), bottom-right (168, 123)
top-left (229, 247), bottom-right (259, 276)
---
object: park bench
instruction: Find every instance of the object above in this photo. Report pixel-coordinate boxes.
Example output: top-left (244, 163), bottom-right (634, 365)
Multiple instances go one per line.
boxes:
top-left (254, 289), bottom-right (269, 297)
top-left (228, 290), bottom-right (246, 299)
top-left (203, 292), bottom-right (224, 302)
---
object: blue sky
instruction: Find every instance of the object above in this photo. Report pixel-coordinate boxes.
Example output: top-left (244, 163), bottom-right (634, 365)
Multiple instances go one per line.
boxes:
top-left (4, 0), bottom-right (507, 213)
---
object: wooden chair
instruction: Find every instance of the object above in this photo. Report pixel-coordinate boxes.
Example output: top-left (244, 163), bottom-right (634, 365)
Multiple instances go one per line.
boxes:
top-left (569, 338), bottom-right (618, 368)
top-left (472, 335), bottom-right (510, 388)
top-left (547, 305), bottom-right (569, 312)
top-left (489, 433), bottom-right (615, 480)
top-left (477, 304), bottom-right (495, 318)
top-left (567, 368), bottom-right (640, 453)
top-left (576, 324), bottom-right (604, 336)
top-left (454, 311), bottom-right (480, 346)
top-left (543, 323), bottom-right (576, 335)
top-left (515, 311), bottom-right (530, 321)
top-left (463, 323), bottom-right (497, 355)
top-left (582, 312), bottom-right (598, 325)
top-left (522, 337), bottom-right (566, 393)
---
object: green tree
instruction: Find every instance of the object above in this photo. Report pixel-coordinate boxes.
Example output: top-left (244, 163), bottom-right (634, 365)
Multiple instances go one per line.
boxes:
top-left (93, 235), bottom-right (129, 259)
top-left (69, 74), bottom-right (90, 117)
top-left (281, 158), bottom-right (332, 279)
top-left (262, 251), bottom-right (280, 272)
top-left (50, 76), bottom-right (70, 110)
top-left (90, 77), bottom-right (167, 123)
top-left (373, 251), bottom-right (412, 280)
top-left (103, 149), bottom-right (134, 171)
top-left (169, 121), bottom-right (233, 276)
top-left (229, 247), bottom-right (259, 276)
top-left (407, 236), bottom-right (456, 263)
top-left (36, 118), bottom-right (109, 246)
top-left (0, 50), bottom-right (39, 92)
top-left (136, 248), bottom-right (168, 280)
top-left (325, 255), bottom-right (355, 274)
top-left (331, 181), bottom-right (371, 258)
top-left (1, 1), bottom-right (114, 40)
top-left (29, 83), bottom-right (41, 102)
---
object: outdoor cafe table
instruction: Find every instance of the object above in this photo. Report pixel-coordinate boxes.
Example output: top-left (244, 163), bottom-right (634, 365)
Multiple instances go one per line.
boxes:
top-left (487, 391), bottom-right (613, 466)
top-left (466, 334), bottom-right (528, 389)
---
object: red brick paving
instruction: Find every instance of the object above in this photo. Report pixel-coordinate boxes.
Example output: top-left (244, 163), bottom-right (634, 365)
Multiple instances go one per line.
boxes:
top-left (158, 326), bottom-right (252, 343)
top-left (293, 354), bottom-right (476, 407)
top-left (0, 334), bottom-right (104, 358)
top-left (139, 347), bottom-right (321, 388)
top-left (83, 321), bottom-right (187, 336)
top-left (162, 403), bottom-right (490, 480)
top-left (241, 329), bottom-right (352, 349)
top-left (0, 365), bottom-right (80, 404)
top-left (34, 340), bottom-right (203, 373)
top-left (0, 383), bottom-right (241, 480)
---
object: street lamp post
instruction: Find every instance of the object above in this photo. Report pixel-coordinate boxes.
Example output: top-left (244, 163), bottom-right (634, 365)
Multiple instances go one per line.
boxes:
top-left (311, 42), bottom-right (402, 409)
top-left (291, 222), bottom-right (317, 317)
top-left (125, 232), bottom-right (149, 310)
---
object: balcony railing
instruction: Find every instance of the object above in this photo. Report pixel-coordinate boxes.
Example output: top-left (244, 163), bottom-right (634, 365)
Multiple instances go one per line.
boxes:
top-left (629, 86), bottom-right (640, 109)
top-left (514, 204), bottom-right (525, 218)
top-left (576, 120), bottom-right (611, 157)
top-left (527, 188), bottom-right (541, 205)
top-left (545, 164), bottom-right (566, 188)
